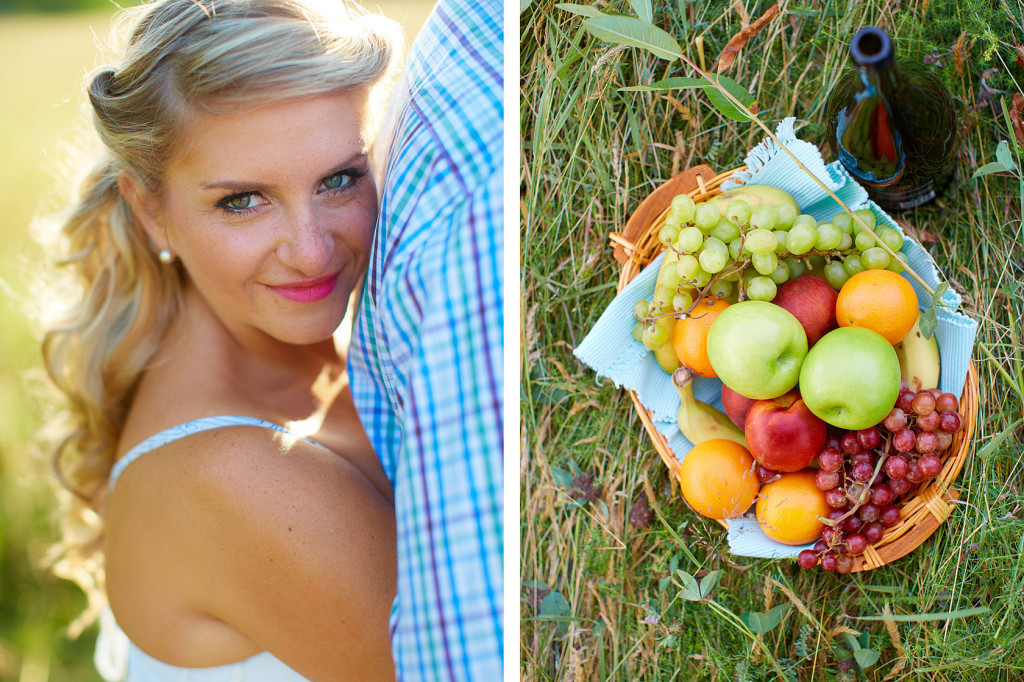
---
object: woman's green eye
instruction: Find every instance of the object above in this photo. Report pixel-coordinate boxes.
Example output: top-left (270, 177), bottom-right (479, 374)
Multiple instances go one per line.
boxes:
top-left (322, 173), bottom-right (348, 190)
top-left (226, 194), bottom-right (257, 210)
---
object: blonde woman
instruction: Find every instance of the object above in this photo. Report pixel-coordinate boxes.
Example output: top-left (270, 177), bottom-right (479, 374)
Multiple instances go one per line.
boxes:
top-left (42, 1), bottom-right (403, 679)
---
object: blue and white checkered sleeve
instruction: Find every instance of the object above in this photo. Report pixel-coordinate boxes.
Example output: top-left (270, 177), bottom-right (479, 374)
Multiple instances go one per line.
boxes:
top-left (388, 158), bottom-right (503, 682)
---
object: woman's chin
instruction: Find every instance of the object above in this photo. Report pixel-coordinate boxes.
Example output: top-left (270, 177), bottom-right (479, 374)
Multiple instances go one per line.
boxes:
top-left (273, 320), bottom-right (345, 347)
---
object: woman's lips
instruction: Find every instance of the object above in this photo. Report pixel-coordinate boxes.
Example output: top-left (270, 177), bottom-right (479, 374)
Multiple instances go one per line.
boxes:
top-left (268, 273), bottom-right (340, 303)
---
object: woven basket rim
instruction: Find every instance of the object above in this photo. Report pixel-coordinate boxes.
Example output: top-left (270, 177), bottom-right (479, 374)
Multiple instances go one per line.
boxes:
top-left (614, 165), bottom-right (979, 573)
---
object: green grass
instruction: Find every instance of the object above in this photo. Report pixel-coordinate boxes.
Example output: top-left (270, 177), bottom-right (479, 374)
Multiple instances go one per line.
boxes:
top-left (0, 4), bottom-right (432, 681)
top-left (521, 1), bottom-right (1024, 680)
top-left (0, 13), bottom-right (122, 682)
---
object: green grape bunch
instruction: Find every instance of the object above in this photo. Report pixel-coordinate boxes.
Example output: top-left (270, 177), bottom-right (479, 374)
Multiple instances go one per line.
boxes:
top-left (631, 187), bottom-right (909, 374)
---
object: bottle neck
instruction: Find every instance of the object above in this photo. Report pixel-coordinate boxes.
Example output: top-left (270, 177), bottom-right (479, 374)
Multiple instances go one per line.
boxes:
top-left (849, 26), bottom-right (895, 73)
top-left (856, 66), bottom-right (889, 99)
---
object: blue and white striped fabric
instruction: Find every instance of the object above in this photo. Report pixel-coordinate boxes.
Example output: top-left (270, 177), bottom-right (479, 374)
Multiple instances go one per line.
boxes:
top-left (109, 415), bottom-right (326, 489)
top-left (347, 0), bottom-right (503, 679)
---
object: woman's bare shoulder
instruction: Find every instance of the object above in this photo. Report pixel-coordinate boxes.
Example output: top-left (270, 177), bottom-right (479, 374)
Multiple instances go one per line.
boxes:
top-left (107, 426), bottom-right (397, 679)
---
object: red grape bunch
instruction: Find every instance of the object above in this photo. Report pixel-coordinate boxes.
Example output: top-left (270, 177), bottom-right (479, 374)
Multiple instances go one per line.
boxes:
top-left (796, 381), bottom-right (964, 573)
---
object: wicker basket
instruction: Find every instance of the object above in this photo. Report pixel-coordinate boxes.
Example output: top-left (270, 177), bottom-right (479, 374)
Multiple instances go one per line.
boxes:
top-left (610, 164), bottom-right (979, 573)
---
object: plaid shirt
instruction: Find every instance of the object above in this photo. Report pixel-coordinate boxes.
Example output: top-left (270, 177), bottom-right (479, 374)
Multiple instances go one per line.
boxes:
top-left (347, 0), bottom-right (503, 679)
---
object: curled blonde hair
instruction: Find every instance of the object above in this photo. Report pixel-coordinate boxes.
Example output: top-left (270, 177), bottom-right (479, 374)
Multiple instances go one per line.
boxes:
top-left (42, 0), bottom-right (401, 629)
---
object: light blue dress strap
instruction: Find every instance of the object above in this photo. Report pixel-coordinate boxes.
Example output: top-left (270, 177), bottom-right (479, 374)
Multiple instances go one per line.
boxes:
top-left (109, 416), bottom-right (327, 490)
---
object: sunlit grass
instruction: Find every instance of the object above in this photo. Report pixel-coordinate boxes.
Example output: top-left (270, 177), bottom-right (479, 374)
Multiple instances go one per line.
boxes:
top-left (0, 11), bottom-right (115, 682)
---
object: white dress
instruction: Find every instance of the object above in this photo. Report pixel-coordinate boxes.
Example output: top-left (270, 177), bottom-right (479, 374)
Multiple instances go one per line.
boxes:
top-left (97, 417), bottom-right (326, 682)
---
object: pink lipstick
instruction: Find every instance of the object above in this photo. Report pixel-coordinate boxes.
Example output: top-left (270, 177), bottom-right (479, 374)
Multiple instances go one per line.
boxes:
top-left (269, 273), bottom-right (339, 303)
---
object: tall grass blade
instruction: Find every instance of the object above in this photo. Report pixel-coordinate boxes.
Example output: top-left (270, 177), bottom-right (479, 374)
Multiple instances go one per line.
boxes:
top-left (850, 606), bottom-right (991, 622)
top-left (976, 417), bottom-right (1023, 460)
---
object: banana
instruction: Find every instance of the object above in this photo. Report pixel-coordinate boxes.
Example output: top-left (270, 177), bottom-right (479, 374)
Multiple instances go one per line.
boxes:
top-left (894, 314), bottom-right (940, 391)
top-left (673, 366), bottom-right (747, 448)
top-left (706, 185), bottom-right (800, 219)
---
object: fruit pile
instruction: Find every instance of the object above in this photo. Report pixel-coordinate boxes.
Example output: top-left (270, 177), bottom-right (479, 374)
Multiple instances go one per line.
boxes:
top-left (635, 185), bottom-right (964, 572)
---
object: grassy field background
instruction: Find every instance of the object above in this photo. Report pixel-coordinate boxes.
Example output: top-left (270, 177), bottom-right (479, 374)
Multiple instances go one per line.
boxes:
top-left (521, 0), bottom-right (1024, 680)
top-left (0, 2), bottom-right (432, 680)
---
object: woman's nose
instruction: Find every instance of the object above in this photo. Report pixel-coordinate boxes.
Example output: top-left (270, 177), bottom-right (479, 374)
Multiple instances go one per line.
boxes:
top-left (278, 206), bottom-right (332, 274)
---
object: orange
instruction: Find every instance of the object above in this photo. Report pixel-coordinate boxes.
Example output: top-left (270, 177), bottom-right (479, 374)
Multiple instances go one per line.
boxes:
top-left (676, 439), bottom-right (759, 520)
top-left (673, 297), bottom-right (731, 377)
top-left (755, 469), bottom-right (830, 545)
top-left (836, 269), bottom-right (918, 344)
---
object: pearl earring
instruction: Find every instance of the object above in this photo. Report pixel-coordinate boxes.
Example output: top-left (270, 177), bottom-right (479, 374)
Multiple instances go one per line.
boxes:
top-left (158, 249), bottom-right (173, 264)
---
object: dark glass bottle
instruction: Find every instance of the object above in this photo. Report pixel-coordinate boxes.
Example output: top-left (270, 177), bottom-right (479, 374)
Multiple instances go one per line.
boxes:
top-left (825, 26), bottom-right (957, 211)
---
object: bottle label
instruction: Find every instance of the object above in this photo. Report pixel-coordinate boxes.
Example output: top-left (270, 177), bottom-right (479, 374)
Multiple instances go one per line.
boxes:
top-left (893, 187), bottom-right (936, 210)
top-left (866, 174), bottom-right (951, 211)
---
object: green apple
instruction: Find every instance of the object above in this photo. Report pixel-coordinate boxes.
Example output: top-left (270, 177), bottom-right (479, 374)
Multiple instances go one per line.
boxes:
top-left (798, 327), bottom-right (901, 430)
top-left (706, 301), bottom-right (808, 400)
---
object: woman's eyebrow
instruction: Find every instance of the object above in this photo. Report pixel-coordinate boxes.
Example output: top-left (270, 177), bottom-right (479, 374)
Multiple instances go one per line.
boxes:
top-left (199, 152), bottom-right (369, 192)
top-left (200, 179), bottom-right (273, 192)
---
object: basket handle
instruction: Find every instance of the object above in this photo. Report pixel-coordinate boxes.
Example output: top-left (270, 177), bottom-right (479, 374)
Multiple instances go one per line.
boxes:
top-left (610, 164), bottom-right (718, 266)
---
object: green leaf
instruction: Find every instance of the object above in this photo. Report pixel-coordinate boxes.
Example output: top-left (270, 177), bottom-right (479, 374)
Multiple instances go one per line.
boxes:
top-left (854, 648), bottom-right (880, 668)
top-left (675, 570), bottom-right (702, 601)
top-left (704, 74), bottom-right (756, 122)
top-left (539, 590), bottom-right (572, 618)
top-left (620, 76), bottom-right (706, 92)
top-left (620, 75), bottom-right (756, 121)
top-left (699, 570), bottom-right (720, 599)
top-left (850, 605), bottom-right (991, 621)
top-left (537, 590), bottom-right (572, 635)
top-left (996, 139), bottom-right (1014, 169)
top-left (918, 306), bottom-right (938, 340)
top-left (971, 141), bottom-right (1016, 179)
top-left (746, 604), bottom-right (792, 634)
top-left (747, 612), bottom-right (774, 634)
top-left (520, 0), bottom-right (533, 11)
top-left (971, 161), bottom-right (1013, 179)
top-left (629, 0), bottom-right (653, 22)
top-left (582, 15), bottom-right (682, 61)
top-left (786, 7), bottom-right (821, 15)
top-left (840, 632), bottom-right (860, 654)
top-left (550, 466), bottom-right (575, 488)
top-left (977, 417), bottom-right (1024, 460)
top-left (555, 2), bottom-right (607, 19)
top-left (675, 569), bottom-right (719, 601)
top-left (931, 281), bottom-right (949, 307)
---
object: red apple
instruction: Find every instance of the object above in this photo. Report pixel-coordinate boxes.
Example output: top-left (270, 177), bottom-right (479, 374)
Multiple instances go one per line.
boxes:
top-left (772, 275), bottom-right (838, 347)
top-left (744, 390), bottom-right (828, 472)
top-left (721, 385), bottom-right (758, 430)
